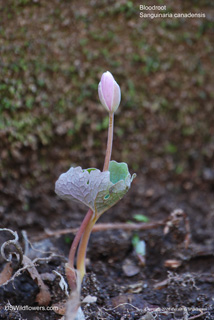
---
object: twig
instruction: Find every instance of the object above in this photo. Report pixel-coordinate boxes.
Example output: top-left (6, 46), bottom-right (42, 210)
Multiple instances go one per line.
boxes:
top-left (21, 230), bottom-right (29, 256)
top-left (0, 262), bottom-right (33, 287)
top-left (164, 209), bottom-right (191, 249)
top-left (188, 310), bottom-right (208, 319)
top-left (103, 302), bottom-right (142, 312)
top-left (0, 228), bottom-right (23, 267)
top-left (31, 220), bottom-right (165, 242)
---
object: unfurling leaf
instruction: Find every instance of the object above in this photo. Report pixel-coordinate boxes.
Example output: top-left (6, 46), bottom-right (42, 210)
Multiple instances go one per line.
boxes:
top-left (55, 160), bottom-right (136, 217)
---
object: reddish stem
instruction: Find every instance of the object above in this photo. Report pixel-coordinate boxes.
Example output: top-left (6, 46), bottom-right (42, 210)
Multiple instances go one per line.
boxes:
top-left (76, 215), bottom-right (97, 281)
top-left (76, 112), bottom-right (115, 280)
top-left (103, 112), bottom-right (114, 171)
top-left (66, 208), bottom-right (93, 289)
top-left (67, 112), bottom-right (115, 288)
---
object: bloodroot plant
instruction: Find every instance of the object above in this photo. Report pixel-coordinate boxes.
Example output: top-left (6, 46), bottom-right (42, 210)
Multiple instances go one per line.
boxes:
top-left (55, 71), bottom-right (136, 293)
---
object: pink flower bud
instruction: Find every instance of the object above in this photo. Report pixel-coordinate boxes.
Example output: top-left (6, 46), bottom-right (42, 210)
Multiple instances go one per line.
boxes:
top-left (98, 71), bottom-right (121, 113)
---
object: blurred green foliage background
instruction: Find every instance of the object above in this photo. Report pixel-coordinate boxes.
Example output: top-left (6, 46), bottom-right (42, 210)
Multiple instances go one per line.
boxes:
top-left (0, 0), bottom-right (213, 212)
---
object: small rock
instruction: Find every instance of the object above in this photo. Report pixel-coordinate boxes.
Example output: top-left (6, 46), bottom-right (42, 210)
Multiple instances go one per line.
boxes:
top-left (122, 259), bottom-right (140, 277)
top-left (203, 168), bottom-right (214, 181)
top-left (140, 312), bottom-right (155, 320)
top-left (164, 259), bottom-right (182, 269)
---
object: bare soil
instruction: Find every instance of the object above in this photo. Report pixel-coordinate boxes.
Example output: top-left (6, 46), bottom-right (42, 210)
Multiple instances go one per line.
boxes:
top-left (0, 175), bottom-right (214, 319)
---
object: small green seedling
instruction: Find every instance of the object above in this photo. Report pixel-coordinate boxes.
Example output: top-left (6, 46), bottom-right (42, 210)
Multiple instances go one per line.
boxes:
top-left (55, 71), bottom-right (136, 291)
top-left (133, 214), bottom-right (149, 223)
top-left (132, 234), bottom-right (146, 266)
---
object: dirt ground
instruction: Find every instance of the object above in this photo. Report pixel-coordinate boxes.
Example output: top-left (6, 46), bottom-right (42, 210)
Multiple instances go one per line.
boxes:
top-left (0, 0), bottom-right (214, 319)
top-left (0, 177), bottom-right (214, 319)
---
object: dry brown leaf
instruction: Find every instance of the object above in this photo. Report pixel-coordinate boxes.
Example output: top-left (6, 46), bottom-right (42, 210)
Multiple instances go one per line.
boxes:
top-left (0, 262), bottom-right (13, 285)
top-left (22, 255), bottom-right (51, 306)
top-left (52, 300), bottom-right (67, 315)
top-left (153, 279), bottom-right (168, 290)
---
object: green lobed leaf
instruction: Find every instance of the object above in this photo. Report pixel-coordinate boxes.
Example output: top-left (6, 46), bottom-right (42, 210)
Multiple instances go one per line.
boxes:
top-left (109, 161), bottom-right (129, 184)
